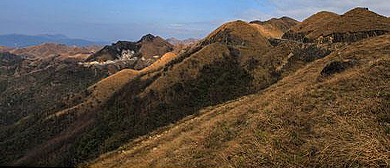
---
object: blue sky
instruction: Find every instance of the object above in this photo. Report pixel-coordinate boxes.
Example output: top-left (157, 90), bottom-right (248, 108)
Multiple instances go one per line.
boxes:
top-left (0, 0), bottom-right (389, 42)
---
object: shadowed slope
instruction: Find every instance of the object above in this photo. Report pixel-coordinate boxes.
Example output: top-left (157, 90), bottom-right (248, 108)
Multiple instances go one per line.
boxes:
top-left (5, 8), bottom-right (389, 167)
top-left (8, 20), bottom-right (275, 166)
top-left (88, 33), bottom-right (390, 168)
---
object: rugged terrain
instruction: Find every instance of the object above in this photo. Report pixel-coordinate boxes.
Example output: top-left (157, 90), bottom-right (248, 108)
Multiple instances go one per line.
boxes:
top-left (85, 8), bottom-right (390, 167)
top-left (0, 7), bottom-right (389, 167)
top-left (85, 34), bottom-right (173, 70)
top-left (282, 7), bottom-right (390, 43)
top-left (89, 33), bottom-right (390, 167)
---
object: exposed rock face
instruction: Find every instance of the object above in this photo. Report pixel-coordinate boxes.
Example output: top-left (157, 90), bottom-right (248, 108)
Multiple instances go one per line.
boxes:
top-left (320, 60), bottom-right (355, 76)
top-left (86, 34), bottom-right (173, 70)
top-left (86, 41), bottom-right (139, 62)
top-left (282, 8), bottom-right (390, 43)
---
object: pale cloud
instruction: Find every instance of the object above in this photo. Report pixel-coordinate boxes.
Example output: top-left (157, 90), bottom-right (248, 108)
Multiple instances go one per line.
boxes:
top-left (236, 8), bottom-right (273, 21)
top-left (168, 23), bottom-right (185, 28)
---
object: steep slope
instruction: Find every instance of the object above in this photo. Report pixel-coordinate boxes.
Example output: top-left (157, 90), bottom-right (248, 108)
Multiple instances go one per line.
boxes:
top-left (283, 8), bottom-right (390, 42)
top-left (0, 45), bottom-right (111, 166)
top-left (0, 54), bottom-right (109, 123)
top-left (249, 17), bottom-right (299, 38)
top-left (88, 33), bottom-right (390, 168)
top-left (137, 34), bottom-right (174, 60)
top-left (4, 8), bottom-right (389, 167)
top-left (4, 20), bottom-right (283, 166)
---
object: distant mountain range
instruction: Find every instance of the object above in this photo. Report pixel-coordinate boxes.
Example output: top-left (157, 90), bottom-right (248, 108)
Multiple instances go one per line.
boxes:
top-left (0, 34), bottom-right (109, 47)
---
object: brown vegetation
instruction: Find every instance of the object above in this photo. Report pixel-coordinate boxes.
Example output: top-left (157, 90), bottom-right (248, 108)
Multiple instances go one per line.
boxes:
top-left (88, 33), bottom-right (390, 168)
top-left (250, 17), bottom-right (299, 39)
top-left (2, 7), bottom-right (389, 168)
top-left (6, 43), bottom-right (101, 59)
top-left (283, 7), bottom-right (390, 42)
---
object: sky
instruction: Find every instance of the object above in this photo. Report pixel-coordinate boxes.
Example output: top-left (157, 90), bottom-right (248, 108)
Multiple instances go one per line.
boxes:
top-left (0, 0), bottom-right (389, 42)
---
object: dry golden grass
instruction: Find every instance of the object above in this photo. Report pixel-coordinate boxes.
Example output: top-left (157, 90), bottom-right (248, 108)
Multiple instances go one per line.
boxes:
top-left (290, 8), bottom-right (390, 39)
top-left (87, 69), bottom-right (140, 103)
top-left (290, 11), bottom-right (339, 33)
top-left (3, 43), bottom-right (101, 59)
top-left (139, 43), bottom-right (230, 98)
top-left (249, 23), bottom-right (285, 39)
top-left (46, 69), bottom-right (140, 119)
top-left (67, 53), bottom-right (93, 60)
top-left (140, 52), bottom-right (177, 73)
top-left (47, 50), bottom-right (179, 120)
top-left (204, 20), bottom-right (271, 49)
top-left (87, 34), bottom-right (390, 168)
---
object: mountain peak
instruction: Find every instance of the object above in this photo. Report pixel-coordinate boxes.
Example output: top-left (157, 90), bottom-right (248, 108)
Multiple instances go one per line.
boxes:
top-left (343, 7), bottom-right (384, 18)
top-left (139, 34), bottom-right (156, 42)
top-left (283, 7), bottom-right (390, 42)
top-left (203, 20), bottom-right (271, 47)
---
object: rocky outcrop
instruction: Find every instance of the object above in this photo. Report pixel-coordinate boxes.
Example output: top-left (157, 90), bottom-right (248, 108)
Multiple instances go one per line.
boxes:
top-left (320, 60), bottom-right (355, 76)
top-left (283, 30), bottom-right (389, 43)
top-left (85, 34), bottom-right (173, 70)
top-left (86, 41), bottom-right (140, 62)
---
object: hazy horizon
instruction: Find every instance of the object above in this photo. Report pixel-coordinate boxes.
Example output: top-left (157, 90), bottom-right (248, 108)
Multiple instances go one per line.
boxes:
top-left (1, 0), bottom-right (389, 42)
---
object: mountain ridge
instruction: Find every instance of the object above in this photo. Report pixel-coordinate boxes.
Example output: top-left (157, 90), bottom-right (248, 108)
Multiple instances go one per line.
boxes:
top-left (0, 34), bottom-right (109, 47)
top-left (283, 7), bottom-right (390, 42)
top-left (0, 7), bottom-right (389, 167)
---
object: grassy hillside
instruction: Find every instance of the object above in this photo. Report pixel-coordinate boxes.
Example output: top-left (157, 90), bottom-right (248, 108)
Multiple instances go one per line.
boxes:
top-left (283, 8), bottom-right (390, 43)
top-left (88, 33), bottom-right (390, 168)
top-left (4, 20), bottom-right (278, 166)
top-left (2, 8), bottom-right (389, 167)
top-left (62, 20), bottom-right (336, 166)
top-left (249, 17), bottom-right (299, 39)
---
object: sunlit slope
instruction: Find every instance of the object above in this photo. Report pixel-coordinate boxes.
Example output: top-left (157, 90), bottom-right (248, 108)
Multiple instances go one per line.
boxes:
top-left (89, 33), bottom-right (390, 168)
